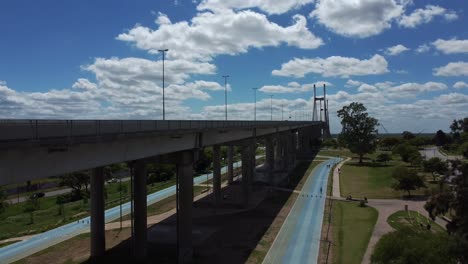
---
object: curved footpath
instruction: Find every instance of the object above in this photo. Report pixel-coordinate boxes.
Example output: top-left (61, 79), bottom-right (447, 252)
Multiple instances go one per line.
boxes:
top-left (263, 157), bottom-right (341, 264)
top-left (328, 156), bottom-right (447, 264)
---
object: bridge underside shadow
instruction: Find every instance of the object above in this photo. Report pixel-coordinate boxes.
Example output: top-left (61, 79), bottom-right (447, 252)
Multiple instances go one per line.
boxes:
top-left (83, 150), bottom-right (319, 264)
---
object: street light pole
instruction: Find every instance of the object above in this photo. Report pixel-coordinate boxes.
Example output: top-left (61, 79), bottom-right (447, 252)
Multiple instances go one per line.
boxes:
top-left (222, 75), bottom-right (229, 120)
top-left (269, 94), bottom-right (274, 121)
top-left (281, 104), bottom-right (284, 120)
top-left (158, 49), bottom-right (168, 120)
top-left (252, 88), bottom-right (258, 121)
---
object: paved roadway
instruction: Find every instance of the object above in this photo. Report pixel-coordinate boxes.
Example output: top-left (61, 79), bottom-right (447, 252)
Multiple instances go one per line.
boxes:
top-left (0, 157), bottom-right (260, 264)
top-left (419, 146), bottom-right (464, 161)
top-left (263, 157), bottom-right (340, 264)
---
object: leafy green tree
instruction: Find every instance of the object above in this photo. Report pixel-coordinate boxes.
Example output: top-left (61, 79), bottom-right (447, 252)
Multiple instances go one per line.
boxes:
top-left (337, 102), bottom-right (379, 164)
top-left (433, 130), bottom-right (450, 146)
top-left (379, 137), bottom-right (401, 150)
top-left (147, 163), bottom-right (175, 184)
top-left (402, 131), bottom-right (415, 140)
top-left (59, 171), bottom-right (90, 199)
top-left (393, 143), bottom-right (419, 162)
top-left (460, 142), bottom-right (468, 158)
top-left (392, 166), bottom-right (425, 197)
top-left (0, 187), bottom-right (8, 214)
top-left (408, 136), bottom-right (431, 147)
top-left (376, 153), bottom-right (391, 165)
top-left (423, 157), bottom-right (448, 175)
top-left (322, 138), bottom-right (338, 149)
top-left (425, 163), bottom-right (468, 263)
top-left (194, 148), bottom-right (212, 174)
top-left (408, 152), bottom-right (423, 167)
top-left (371, 227), bottom-right (455, 264)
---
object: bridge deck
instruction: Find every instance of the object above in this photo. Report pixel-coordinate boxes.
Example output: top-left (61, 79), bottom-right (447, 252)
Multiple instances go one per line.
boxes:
top-left (0, 120), bottom-right (321, 144)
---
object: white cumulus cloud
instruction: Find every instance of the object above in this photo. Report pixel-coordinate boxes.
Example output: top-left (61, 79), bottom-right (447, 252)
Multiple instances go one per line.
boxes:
top-left (385, 44), bottom-right (410, 55)
top-left (310, 0), bottom-right (405, 38)
top-left (197, 0), bottom-right (314, 15)
top-left (434, 62), bottom-right (468, 77)
top-left (117, 10), bottom-right (322, 62)
top-left (432, 38), bottom-right (468, 54)
top-left (259, 81), bottom-right (332, 94)
top-left (272, 54), bottom-right (388, 78)
top-left (453, 81), bottom-right (468, 89)
top-left (398, 5), bottom-right (457, 28)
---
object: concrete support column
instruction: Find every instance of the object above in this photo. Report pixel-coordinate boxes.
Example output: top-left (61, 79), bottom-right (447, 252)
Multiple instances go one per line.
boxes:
top-left (133, 160), bottom-right (147, 259)
top-left (289, 133), bottom-right (296, 167)
top-left (212, 145), bottom-right (221, 206)
top-left (274, 135), bottom-right (282, 170)
top-left (177, 151), bottom-right (194, 263)
top-left (241, 144), bottom-right (252, 207)
top-left (265, 136), bottom-right (274, 184)
top-left (227, 145), bottom-right (234, 184)
top-left (90, 167), bottom-right (105, 258)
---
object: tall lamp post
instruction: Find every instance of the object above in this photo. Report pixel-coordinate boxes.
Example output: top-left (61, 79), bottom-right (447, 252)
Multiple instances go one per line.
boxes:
top-left (269, 94), bottom-right (274, 121)
top-left (252, 88), bottom-right (258, 121)
top-left (222, 75), bottom-right (229, 120)
top-left (158, 49), bottom-right (168, 120)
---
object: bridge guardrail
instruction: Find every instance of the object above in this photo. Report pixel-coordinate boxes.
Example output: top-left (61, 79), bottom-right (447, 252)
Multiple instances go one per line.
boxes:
top-left (0, 120), bottom-right (321, 142)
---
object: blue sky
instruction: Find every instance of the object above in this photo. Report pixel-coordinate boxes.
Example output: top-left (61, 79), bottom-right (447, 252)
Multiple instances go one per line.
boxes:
top-left (1, 0), bottom-right (467, 133)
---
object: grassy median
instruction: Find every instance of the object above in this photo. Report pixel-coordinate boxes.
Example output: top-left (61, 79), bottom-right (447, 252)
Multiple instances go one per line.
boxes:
top-left (332, 201), bottom-right (378, 264)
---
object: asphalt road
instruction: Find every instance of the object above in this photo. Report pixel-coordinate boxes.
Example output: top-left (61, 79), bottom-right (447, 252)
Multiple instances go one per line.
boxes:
top-left (263, 157), bottom-right (340, 264)
top-left (7, 177), bottom-right (133, 205)
top-left (0, 156), bottom-right (259, 264)
top-left (419, 146), bottom-right (464, 161)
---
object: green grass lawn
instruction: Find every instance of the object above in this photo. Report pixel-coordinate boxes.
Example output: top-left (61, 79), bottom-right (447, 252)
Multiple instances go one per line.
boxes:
top-left (332, 201), bottom-right (378, 264)
top-left (340, 160), bottom-right (401, 199)
top-left (0, 177), bottom-right (187, 240)
top-left (339, 159), bottom-right (434, 199)
top-left (387, 210), bottom-right (444, 233)
top-left (318, 149), bottom-right (354, 158)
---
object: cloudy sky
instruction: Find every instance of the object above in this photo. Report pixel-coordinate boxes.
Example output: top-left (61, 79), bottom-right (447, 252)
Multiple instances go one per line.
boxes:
top-left (1, 0), bottom-right (467, 133)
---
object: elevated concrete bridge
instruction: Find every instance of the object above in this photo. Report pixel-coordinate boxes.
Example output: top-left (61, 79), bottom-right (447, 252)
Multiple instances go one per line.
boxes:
top-left (0, 119), bottom-right (324, 263)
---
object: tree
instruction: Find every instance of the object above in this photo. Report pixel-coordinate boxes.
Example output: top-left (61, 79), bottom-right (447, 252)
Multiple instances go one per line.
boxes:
top-left (59, 171), bottom-right (90, 199)
top-left (425, 163), bottom-right (468, 263)
top-left (337, 102), bottom-right (379, 164)
top-left (460, 142), bottom-right (468, 159)
top-left (393, 143), bottom-right (419, 162)
top-left (423, 157), bottom-right (448, 176)
top-left (322, 138), bottom-right (338, 149)
top-left (408, 152), bottom-right (423, 167)
top-left (371, 227), bottom-right (454, 264)
top-left (376, 153), bottom-right (391, 165)
top-left (433, 130), bottom-right (449, 146)
top-left (0, 187), bottom-right (8, 214)
top-left (379, 137), bottom-right (401, 150)
top-left (24, 196), bottom-right (41, 224)
top-left (402, 131), bottom-right (415, 140)
top-left (194, 148), bottom-right (212, 174)
top-left (392, 166), bottom-right (425, 197)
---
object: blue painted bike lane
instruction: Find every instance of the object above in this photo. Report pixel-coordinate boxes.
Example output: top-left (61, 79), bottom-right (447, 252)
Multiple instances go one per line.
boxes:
top-left (0, 156), bottom-right (263, 264)
top-left (263, 157), bottom-right (340, 264)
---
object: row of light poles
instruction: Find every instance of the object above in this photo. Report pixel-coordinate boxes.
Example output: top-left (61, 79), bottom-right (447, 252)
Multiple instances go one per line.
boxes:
top-left (157, 50), bottom-right (289, 121)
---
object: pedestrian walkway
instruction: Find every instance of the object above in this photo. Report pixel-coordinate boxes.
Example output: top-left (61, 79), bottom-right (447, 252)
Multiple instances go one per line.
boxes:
top-left (332, 157), bottom-right (350, 198)
top-left (328, 156), bottom-right (448, 264)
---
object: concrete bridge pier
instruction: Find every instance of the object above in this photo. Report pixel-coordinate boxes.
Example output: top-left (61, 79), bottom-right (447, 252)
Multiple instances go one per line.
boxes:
top-left (90, 167), bottom-right (105, 258)
top-left (227, 145), bottom-right (234, 184)
top-left (265, 136), bottom-right (275, 184)
top-left (177, 150), bottom-right (194, 263)
top-left (241, 143), bottom-right (254, 207)
top-left (212, 145), bottom-right (222, 206)
top-left (133, 160), bottom-right (147, 259)
top-left (288, 132), bottom-right (297, 168)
